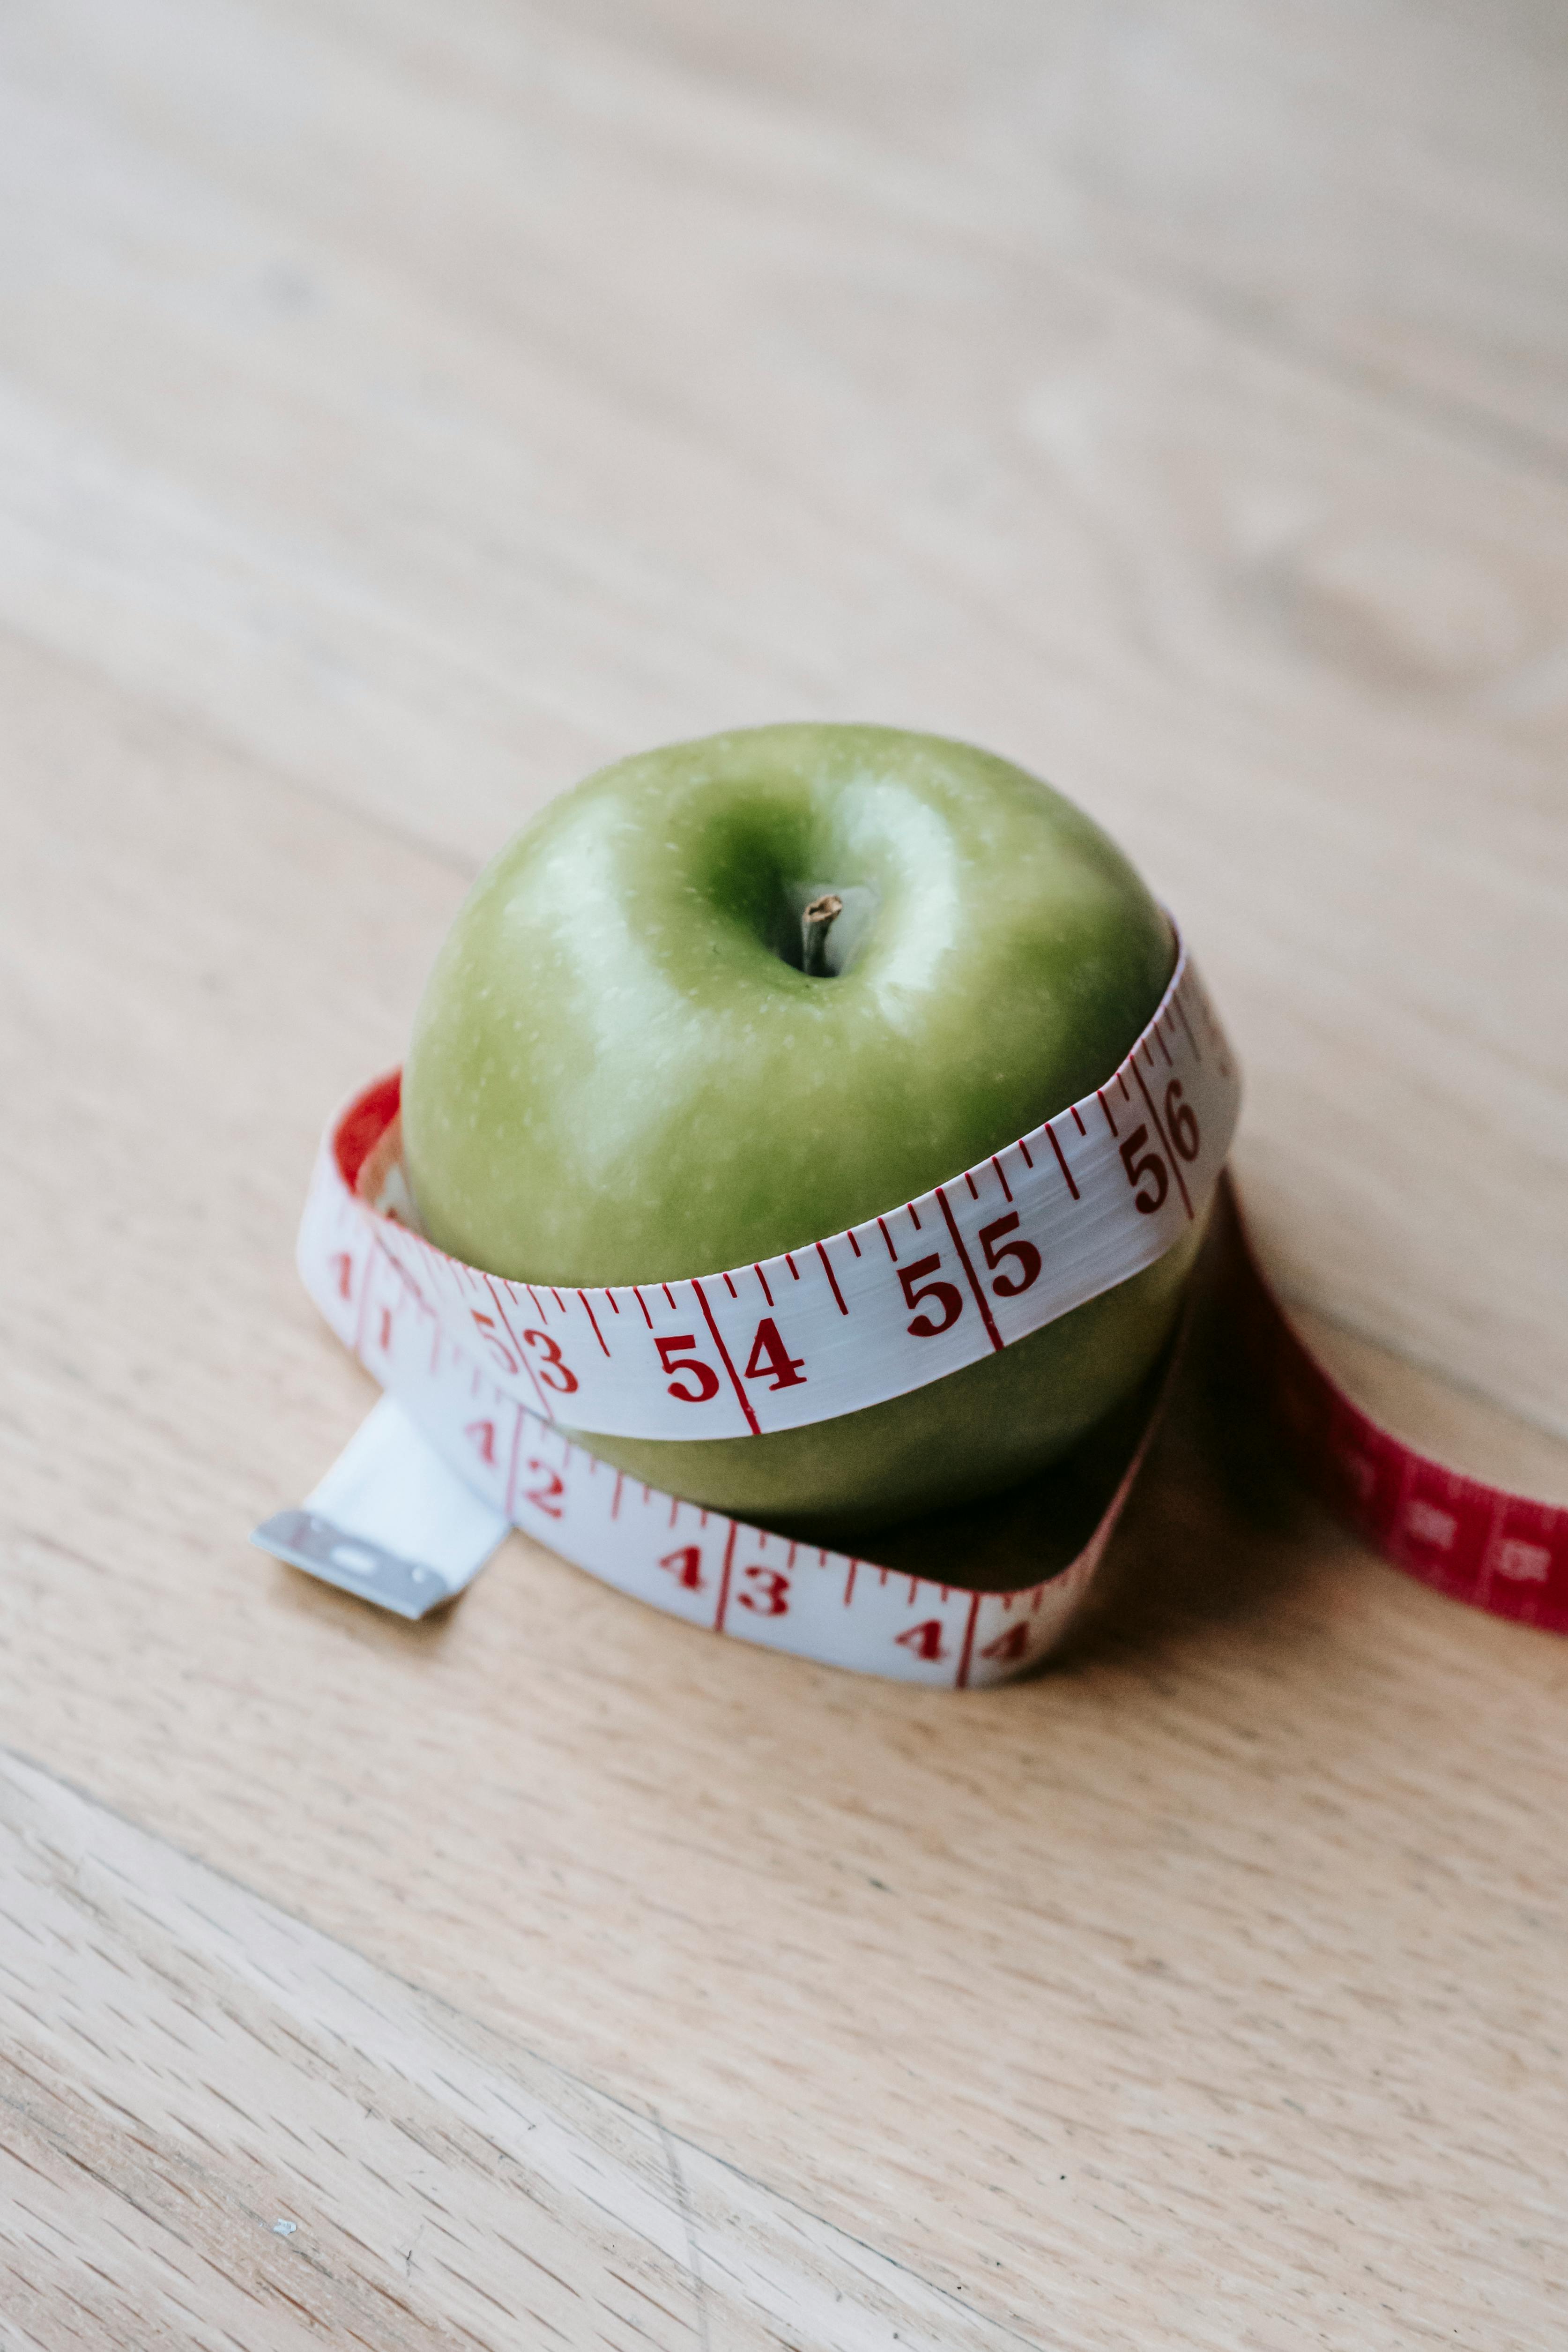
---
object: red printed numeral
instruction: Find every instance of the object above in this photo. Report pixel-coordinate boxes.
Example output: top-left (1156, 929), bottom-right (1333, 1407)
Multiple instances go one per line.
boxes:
top-left (977, 1211), bottom-right (1041, 1297)
top-left (522, 1327), bottom-right (578, 1394)
top-left (894, 1618), bottom-right (946, 1663)
top-left (1118, 1126), bottom-right (1168, 1214)
top-left (471, 1310), bottom-right (580, 1397)
top-left (737, 1565), bottom-right (790, 1616)
top-left (519, 1461), bottom-right (565, 1519)
top-left (979, 1622), bottom-right (1032, 1666)
top-left (899, 1253), bottom-right (963, 1338)
top-left (470, 1308), bottom-right (520, 1375)
top-left (1164, 1079), bottom-right (1200, 1162)
top-left (656, 1335), bottom-right (721, 1404)
top-left (659, 1545), bottom-right (705, 1592)
top-left (465, 1418), bottom-right (498, 1467)
top-left (744, 1317), bottom-right (806, 1390)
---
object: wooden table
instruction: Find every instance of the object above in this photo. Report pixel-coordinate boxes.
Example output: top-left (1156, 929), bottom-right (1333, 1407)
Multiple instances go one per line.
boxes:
top-left (4, 4), bottom-right (1566, 2344)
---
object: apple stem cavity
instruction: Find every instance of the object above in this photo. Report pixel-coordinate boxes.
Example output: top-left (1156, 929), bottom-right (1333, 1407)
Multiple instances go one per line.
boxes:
top-left (800, 893), bottom-right (844, 979)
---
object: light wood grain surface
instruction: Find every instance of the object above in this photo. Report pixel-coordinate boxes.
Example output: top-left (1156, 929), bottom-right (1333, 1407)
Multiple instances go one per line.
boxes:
top-left (2, 3), bottom-right (1566, 2345)
top-left (0, 1748), bottom-right (1021, 2350)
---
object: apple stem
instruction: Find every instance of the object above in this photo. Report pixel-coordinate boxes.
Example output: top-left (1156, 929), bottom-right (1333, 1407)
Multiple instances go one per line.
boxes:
top-left (800, 893), bottom-right (844, 978)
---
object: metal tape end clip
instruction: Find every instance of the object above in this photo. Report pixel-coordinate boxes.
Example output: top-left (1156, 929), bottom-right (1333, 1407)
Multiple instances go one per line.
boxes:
top-left (250, 1510), bottom-right (460, 1619)
top-left (252, 1397), bottom-right (510, 1620)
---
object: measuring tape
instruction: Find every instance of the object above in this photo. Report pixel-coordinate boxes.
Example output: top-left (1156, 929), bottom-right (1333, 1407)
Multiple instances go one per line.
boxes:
top-left (254, 945), bottom-right (1567, 1684)
top-left (343, 942), bottom-right (1236, 1440)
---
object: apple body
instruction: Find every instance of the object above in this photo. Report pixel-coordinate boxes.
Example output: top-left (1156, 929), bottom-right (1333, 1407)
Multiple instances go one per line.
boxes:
top-left (402, 724), bottom-right (1198, 1537)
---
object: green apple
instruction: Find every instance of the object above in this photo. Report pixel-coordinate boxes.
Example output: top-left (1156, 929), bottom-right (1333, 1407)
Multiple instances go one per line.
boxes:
top-left (402, 724), bottom-right (1200, 1539)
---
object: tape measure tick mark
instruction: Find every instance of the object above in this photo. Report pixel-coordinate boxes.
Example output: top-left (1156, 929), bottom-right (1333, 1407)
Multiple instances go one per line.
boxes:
top-left (1044, 1123), bottom-right (1079, 1199)
top-left (815, 1241), bottom-right (848, 1315)
top-left (503, 1409), bottom-right (523, 1518)
top-left (936, 1186), bottom-right (1004, 1354)
top-left (578, 1292), bottom-right (611, 1357)
top-left (1172, 990), bottom-right (1200, 1061)
top-left (692, 1277), bottom-right (762, 1436)
top-left (713, 1523), bottom-right (739, 1632)
top-left (955, 1592), bottom-right (982, 1690)
top-left (1131, 1061), bottom-right (1194, 1221)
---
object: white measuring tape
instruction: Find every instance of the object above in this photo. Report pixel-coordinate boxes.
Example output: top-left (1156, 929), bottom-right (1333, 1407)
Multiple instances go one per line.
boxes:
top-left (254, 938), bottom-right (1568, 1682)
top-left (349, 940), bottom-right (1238, 1442)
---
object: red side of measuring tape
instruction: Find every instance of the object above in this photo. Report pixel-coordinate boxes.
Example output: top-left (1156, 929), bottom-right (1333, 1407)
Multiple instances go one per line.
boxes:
top-left (334, 1069), bottom-right (402, 1192)
top-left (1225, 1187), bottom-right (1568, 1634)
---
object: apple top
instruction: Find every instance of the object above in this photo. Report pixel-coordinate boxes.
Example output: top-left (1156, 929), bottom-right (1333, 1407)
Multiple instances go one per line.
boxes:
top-left (401, 723), bottom-right (1175, 1286)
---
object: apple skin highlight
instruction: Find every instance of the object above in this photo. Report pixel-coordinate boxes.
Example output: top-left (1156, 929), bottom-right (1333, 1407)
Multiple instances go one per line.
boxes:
top-left (402, 723), bottom-right (1202, 1538)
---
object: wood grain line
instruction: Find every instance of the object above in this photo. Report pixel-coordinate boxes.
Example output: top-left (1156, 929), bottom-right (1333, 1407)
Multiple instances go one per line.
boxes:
top-left (0, 1749), bottom-right (1022, 2352)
